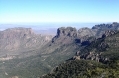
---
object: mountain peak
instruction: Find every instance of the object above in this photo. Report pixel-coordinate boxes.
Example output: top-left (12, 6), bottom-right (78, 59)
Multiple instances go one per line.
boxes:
top-left (57, 27), bottom-right (77, 37)
top-left (0, 27), bottom-right (52, 57)
top-left (92, 22), bottom-right (119, 30)
top-left (0, 27), bottom-right (35, 39)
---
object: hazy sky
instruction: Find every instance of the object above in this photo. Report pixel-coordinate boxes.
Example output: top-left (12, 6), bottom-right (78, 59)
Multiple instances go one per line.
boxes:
top-left (0, 0), bottom-right (119, 23)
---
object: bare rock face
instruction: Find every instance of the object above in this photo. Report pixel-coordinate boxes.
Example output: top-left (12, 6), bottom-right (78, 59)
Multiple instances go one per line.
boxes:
top-left (0, 28), bottom-right (35, 50)
top-left (57, 27), bottom-right (77, 38)
top-left (52, 27), bottom-right (95, 45)
top-left (0, 27), bottom-right (52, 57)
top-left (56, 27), bottom-right (95, 38)
top-left (0, 27), bottom-right (34, 39)
top-left (52, 27), bottom-right (77, 44)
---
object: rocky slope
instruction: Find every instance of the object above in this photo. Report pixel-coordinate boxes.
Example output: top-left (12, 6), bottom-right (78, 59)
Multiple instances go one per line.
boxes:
top-left (0, 22), bottom-right (119, 78)
top-left (72, 30), bottom-right (119, 62)
top-left (92, 22), bottom-right (119, 37)
top-left (51, 22), bottom-right (119, 46)
top-left (42, 23), bottom-right (119, 78)
top-left (0, 27), bottom-right (52, 59)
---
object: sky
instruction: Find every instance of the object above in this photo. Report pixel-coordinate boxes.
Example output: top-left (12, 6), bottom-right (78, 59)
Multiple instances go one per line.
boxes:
top-left (0, 0), bottom-right (119, 24)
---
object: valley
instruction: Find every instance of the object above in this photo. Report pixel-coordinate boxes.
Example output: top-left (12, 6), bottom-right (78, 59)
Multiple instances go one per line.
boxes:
top-left (0, 22), bottom-right (119, 78)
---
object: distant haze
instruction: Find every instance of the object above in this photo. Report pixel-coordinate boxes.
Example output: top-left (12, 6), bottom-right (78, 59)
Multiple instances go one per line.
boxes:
top-left (0, 22), bottom-right (103, 35)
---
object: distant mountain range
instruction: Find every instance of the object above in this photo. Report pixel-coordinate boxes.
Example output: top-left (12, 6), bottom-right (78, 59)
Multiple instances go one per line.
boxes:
top-left (0, 22), bottom-right (119, 78)
top-left (0, 27), bottom-right (53, 59)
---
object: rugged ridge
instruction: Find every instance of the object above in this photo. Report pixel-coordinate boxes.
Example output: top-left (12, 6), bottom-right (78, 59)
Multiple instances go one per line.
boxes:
top-left (52, 22), bottom-right (119, 46)
top-left (57, 27), bottom-right (77, 37)
top-left (0, 22), bottom-right (119, 78)
top-left (52, 27), bottom-right (96, 45)
top-left (42, 22), bottom-right (119, 78)
top-left (73, 30), bottom-right (119, 63)
top-left (0, 27), bottom-right (52, 58)
top-left (92, 22), bottom-right (119, 37)
top-left (52, 27), bottom-right (77, 44)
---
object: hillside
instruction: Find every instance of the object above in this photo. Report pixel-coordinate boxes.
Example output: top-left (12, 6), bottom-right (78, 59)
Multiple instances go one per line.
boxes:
top-left (0, 22), bottom-right (119, 78)
top-left (42, 29), bottom-right (119, 78)
top-left (75, 30), bottom-right (119, 63)
top-left (0, 27), bottom-right (80, 78)
top-left (42, 60), bottom-right (119, 78)
top-left (0, 27), bottom-right (52, 59)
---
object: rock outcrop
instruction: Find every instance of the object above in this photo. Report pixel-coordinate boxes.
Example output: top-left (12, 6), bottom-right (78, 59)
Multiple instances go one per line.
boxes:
top-left (52, 27), bottom-right (96, 45)
top-left (0, 22), bottom-right (119, 78)
top-left (57, 27), bottom-right (77, 38)
top-left (52, 27), bottom-right (77, 44)
top-left (92, 22), bottom-right (119, 37)
top-left (52, 23), bottom-right (119, 47)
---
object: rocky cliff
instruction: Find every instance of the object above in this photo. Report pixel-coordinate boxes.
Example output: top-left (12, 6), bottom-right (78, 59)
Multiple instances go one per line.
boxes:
top-left (42, 23), bottom-right (119, 78)
top-left (52, 27), bottom-right (96, 45)
top-left (1, 22), bottom-right (119, 78)
top-left (0, 27), bottom-right (52, 58)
